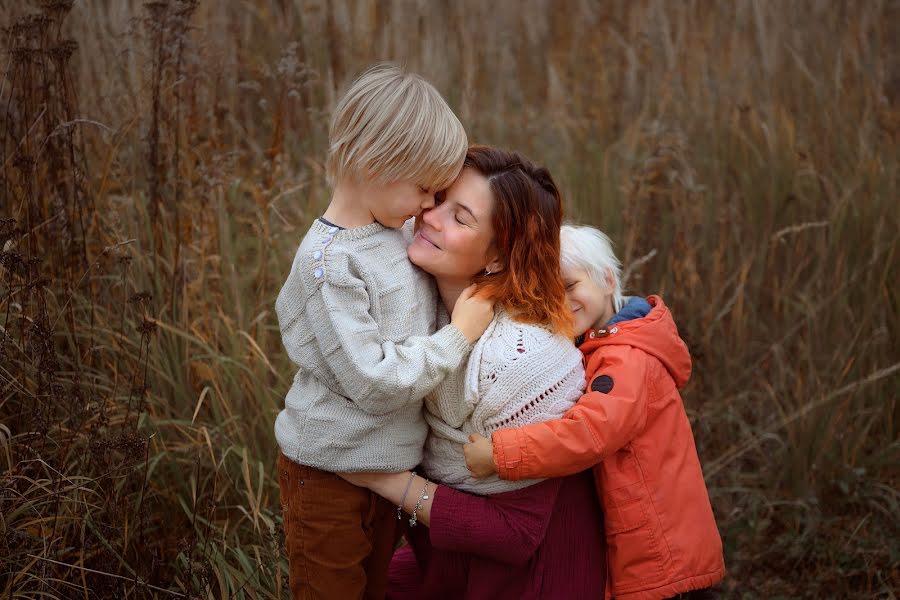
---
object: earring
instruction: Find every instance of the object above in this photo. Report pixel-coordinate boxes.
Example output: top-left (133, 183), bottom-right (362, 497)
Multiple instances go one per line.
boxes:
top-left (484, 268), bottom-right (492, 275)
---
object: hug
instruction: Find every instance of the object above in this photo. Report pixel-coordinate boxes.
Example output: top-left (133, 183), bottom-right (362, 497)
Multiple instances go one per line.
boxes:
top-left (274, 63), bottom-right (725, 600)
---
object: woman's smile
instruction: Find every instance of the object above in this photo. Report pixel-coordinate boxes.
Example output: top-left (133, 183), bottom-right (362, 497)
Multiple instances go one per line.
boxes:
top-left (413, 229), bottom-right (441, 249)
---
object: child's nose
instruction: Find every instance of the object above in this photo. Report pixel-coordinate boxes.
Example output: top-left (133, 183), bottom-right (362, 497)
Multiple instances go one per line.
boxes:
top-left (421, 193), bottom-right (436, 210)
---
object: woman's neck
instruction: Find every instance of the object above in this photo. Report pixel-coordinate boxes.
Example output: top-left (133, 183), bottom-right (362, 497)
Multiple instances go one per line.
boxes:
top-left (436, 278), bottom-right (472, 314)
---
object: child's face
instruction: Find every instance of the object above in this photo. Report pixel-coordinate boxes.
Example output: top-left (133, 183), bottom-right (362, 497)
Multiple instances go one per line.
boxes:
top-left (367, 180), bottom-right (437, 229)
top-left (562, 265), bottom-right (615, 336)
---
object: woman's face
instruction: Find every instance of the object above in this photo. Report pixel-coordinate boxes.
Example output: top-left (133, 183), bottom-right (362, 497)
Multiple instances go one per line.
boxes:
top-left (407, 168), bottom-right (498, 282)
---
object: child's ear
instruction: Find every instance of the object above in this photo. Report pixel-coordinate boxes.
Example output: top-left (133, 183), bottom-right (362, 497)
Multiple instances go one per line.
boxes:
top-left (603, 269), bottom-right (617, 293)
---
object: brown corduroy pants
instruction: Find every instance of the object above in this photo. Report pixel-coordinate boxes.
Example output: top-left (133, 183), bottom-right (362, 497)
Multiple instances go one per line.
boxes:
top-left (277, 453), bottom-right (402, 600)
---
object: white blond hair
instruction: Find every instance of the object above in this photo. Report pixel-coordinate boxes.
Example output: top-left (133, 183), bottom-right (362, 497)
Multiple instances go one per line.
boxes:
top-left (326, 63), bottom-right (468, 190)
top-left (560, 224), bottom-right (624, 312)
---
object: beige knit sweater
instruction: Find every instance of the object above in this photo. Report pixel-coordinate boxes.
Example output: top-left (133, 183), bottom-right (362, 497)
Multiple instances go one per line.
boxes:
top-left (274, 219), bottom-right (472, 472)
top-left (422, 309), bottom-right (586, 494)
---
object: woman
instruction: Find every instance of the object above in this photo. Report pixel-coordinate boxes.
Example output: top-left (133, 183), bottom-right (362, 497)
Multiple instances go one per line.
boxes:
top-left (341, 145), bottom-right (606, 599)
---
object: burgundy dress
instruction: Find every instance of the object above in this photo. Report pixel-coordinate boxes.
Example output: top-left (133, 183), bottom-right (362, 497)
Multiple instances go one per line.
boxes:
top-left (387, 470), bottom-right (606, 599)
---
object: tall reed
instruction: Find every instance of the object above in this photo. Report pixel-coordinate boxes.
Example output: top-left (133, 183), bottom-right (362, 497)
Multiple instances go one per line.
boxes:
top-left (1, 1), bottom-right (896, 597)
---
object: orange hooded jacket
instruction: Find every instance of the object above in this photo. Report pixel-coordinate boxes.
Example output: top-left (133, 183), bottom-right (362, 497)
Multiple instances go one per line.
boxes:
top-left (491, 296), bottom-right (725, 600)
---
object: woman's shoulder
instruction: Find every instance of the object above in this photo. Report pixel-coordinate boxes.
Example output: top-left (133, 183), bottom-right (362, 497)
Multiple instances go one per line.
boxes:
top-left (472, 310), bottom-right (582, 385)
top-left (490, 310), bottom-right (548, 333)
top-left (488, 310), bottom-right (576, 353)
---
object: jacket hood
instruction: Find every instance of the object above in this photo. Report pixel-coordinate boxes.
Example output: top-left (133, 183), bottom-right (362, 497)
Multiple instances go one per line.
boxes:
top-left (607, 296), bottom-right (652, 326)
top-left (580, 295), bottom-right (691, 388)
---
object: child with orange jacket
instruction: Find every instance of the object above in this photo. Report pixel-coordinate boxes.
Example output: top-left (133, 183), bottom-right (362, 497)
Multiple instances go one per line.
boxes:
top-left (464, 224), bottom-right (725, 600)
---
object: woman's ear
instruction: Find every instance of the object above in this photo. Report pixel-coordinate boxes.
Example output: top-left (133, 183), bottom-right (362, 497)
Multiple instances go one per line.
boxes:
top-left (485, 256), bottom-right (504, 275)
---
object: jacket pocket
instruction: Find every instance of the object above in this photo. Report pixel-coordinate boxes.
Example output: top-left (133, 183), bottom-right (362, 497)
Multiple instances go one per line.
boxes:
top-left (602, 447), bottom-right (668, 592)
top-left (605, 497), bottom-right (647, 534)
top-left (605, 497), bottom-right (668, 593)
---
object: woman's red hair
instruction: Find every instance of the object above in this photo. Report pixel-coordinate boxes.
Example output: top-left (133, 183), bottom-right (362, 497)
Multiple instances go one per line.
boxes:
top-left (467, 145), bottom-right (573, 337)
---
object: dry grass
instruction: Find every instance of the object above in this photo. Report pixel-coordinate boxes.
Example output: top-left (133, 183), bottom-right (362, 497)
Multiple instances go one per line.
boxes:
top-left (1, 0), bottom-right (897, 598)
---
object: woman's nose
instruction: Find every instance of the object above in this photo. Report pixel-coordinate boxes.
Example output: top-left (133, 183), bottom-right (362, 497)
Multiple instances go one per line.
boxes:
top-left (421, 205), bottom-right (442, 229)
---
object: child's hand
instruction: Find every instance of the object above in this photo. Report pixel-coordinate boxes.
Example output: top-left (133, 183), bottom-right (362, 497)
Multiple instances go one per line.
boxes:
top-left (464, 432), bottom-right (498, 478)
top-left (451, 285), bottom-right (495, 344)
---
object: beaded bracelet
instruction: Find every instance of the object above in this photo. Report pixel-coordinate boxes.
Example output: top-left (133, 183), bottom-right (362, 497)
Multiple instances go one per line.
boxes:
top-left (408, 478), bottom-right (431, 527)
top-left (397, 472), bottom-right (416, 521)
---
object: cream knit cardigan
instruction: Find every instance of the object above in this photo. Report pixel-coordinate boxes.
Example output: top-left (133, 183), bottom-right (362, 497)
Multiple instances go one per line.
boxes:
top-left (422, 309), bottom-right (586, 494)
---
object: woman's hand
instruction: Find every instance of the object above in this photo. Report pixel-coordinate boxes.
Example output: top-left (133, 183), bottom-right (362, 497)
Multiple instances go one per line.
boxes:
top-left (338, 470), bottom-right (437, 527)
top-left (451, 284), bottom-right (495, 344)
top-left (464, 432), bottom-right (498, 478)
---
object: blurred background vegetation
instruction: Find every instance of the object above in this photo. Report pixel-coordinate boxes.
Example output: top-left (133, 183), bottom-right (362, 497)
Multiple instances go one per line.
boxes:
top-left (1, 0), bottom-right (897, 597)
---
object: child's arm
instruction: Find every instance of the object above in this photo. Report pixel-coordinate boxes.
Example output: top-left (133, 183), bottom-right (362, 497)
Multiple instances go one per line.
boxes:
top-left (281, 251), bottom-right (492, 415)
top-left (469, 348), bottom-right (651, 480)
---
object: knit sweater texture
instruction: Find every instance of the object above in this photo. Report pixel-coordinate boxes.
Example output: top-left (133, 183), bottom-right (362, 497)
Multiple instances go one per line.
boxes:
top-left (274, 219), bottom-right (472, 472)
top-left (422, 310), bottom-right (585, 493)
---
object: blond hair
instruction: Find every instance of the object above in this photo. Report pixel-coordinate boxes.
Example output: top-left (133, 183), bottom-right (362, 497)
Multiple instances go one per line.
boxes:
top-left (326, 63), bottom-right (467, 190)
top-left (560, 224), bottom-right (625, 312)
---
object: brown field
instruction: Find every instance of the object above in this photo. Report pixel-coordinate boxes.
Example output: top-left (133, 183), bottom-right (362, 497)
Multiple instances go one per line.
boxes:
top-left (1, 0), bottom-right (898, 598)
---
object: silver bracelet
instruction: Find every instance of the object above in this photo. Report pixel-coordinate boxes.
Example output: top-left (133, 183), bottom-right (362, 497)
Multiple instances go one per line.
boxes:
top-left (408, 478), bottom-right (431, 527)
top-left (397, 472), bottom-right (416, 521)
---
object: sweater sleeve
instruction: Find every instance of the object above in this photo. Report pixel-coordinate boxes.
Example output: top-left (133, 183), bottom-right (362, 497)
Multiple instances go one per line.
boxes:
top-left (492, 347), bottom-right (650, 480)
top-left (283, 248), bottom-right (472, 416)
top-left (427, 478), bottom-right (561, 566)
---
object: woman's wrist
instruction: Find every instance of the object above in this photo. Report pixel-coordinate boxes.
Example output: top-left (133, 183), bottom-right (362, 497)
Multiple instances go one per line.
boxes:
top-left (368, 471), bottom-right (415, 500)
top-left (345, 470), bottom-right (437, 527)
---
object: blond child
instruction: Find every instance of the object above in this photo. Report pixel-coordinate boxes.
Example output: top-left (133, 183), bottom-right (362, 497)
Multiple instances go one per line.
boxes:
top-left (275, 64), bottom-right (493, 599)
